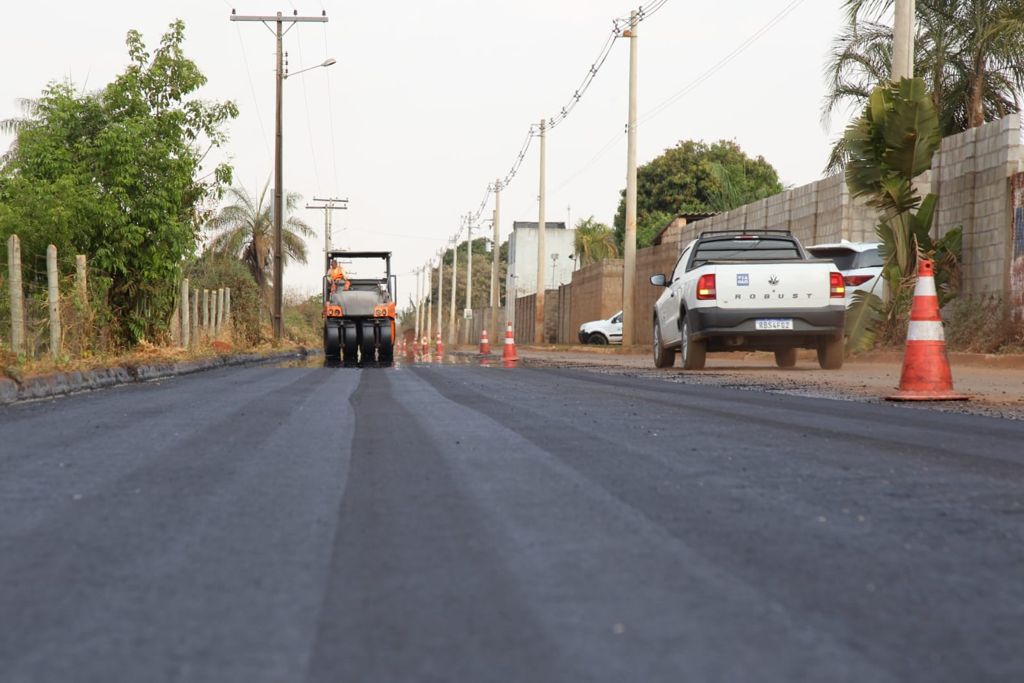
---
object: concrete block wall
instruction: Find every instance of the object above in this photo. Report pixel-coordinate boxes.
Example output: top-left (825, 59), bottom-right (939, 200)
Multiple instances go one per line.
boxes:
top-left (567, 260), bottom-right (624, 340)
top-left (934, 113), bottom-right (1023, 294)
top-left (632, 241), bottom-right (685, 345)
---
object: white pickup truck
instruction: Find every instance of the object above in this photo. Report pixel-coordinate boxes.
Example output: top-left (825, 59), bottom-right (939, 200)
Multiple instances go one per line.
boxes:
top-left (649, 230), bottom-right (847, 370)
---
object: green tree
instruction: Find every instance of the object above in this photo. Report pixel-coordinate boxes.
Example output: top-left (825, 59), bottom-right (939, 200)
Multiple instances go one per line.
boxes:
top-left (573, 216), bottom-right (619, 266)
top-left (843, 77), bottom-right (961, 349)
top-left (204, 182), bottom-right (314, 307)
top-left (0, 20), bottom-right (238, 343)
top-left (613, 140), bottom-right (783, 249)
top-left (823, 0), bottom-right (1024, 172)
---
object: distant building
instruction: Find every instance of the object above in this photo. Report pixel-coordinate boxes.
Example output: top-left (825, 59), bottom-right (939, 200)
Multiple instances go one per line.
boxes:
top-left (505, 221), bottom-right (574, 301)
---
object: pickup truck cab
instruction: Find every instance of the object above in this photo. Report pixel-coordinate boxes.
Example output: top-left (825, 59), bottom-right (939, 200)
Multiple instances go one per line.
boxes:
top-left (649, 230), bottom-right (847, 370)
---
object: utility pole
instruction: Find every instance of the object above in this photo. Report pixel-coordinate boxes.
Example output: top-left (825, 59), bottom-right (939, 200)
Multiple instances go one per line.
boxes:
top-left (491, 179), bottom-right (501, 336)
top-left (621, 10), bottom-right (639, 347)
top-left (231, 9), bottom-right (329, 340)
top-left (426, 260), bottom-right (434, 344)
top-left (306, 197), bottom-right (348, 261)
top-left (465, 217), bottom-right (473, 343)
top-left (413, 266), bottom-right (422, 343)
top-left (448, 228), bottom-right (459, 344)
top-left (535, 119), bottom-right (547, 344)
top-left (437, 249), bottom-right (444, 344)
top-left (892, 0), bottom-right (915, 81)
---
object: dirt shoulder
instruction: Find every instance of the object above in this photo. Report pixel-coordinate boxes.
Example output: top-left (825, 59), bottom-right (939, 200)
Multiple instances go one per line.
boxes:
top-left (513, 345), bottom-right (1024, 420)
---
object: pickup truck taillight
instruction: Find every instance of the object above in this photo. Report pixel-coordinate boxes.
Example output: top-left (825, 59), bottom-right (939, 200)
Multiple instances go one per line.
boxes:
top-left (697, 274), bottom-right (716, 300)
top-left (844, 274), bottom-right (873, 286)
top-left (830, 272), bottom-right (846, 298)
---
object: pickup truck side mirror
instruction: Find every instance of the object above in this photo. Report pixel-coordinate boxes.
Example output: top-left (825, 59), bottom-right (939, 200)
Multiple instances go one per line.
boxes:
top-left (649, 274), bottom-right (667, 287)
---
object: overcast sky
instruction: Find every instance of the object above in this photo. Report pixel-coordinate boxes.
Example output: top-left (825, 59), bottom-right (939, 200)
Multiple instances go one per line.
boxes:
top-left (2, 0), bottom-right (856, 300)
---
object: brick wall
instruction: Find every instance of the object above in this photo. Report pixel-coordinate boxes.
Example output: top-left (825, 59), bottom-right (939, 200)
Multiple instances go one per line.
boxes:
top-left (567, 260), bottom-right (624, 336)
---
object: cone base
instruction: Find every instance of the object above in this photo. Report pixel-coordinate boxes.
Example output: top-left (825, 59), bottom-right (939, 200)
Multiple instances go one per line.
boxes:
top-left (886, 390), bottom-right (969, 402)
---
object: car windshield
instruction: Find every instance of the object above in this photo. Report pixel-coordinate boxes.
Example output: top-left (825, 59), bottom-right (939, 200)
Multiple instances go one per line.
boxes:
top-left (692, 237), bottom-right (802, 267)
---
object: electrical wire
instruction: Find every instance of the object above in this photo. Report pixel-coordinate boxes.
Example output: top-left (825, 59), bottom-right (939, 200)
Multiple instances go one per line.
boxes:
top-left (322, 23), bottom-right (341, 197)
top-left (294, 29), bottom-right (322, 198)
top-left (637, 0), bottom-right (807, 127)
top-left (548, 0), bottom-right (808, 196)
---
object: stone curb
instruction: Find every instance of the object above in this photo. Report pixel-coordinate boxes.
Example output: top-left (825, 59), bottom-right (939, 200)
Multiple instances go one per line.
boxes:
top-left (0, 347), bottom-right (313, 406)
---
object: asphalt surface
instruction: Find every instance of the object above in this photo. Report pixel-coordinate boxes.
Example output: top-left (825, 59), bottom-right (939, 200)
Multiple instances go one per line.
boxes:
top-left (1, 359), bottom-right (1022, 682)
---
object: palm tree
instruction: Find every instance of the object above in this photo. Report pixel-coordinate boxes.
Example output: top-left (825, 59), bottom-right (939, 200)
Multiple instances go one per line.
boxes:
top-left (204, 181), bottom-right (314, 297)
top-left (574, 217), bottom-right (619, 266)
top-left (823, 0), bottom-right (1024, 172)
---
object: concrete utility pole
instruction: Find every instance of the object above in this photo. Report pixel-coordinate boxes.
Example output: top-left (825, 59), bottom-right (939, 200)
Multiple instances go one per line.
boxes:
top-left (413, 266), bottom-right (422, 343)
top-left (306, 197), bottom-right (348, 261)
top-left (491, 179), bottom-right (501, 337)
top-left (622, 10), bottom-right (639, 347)
top-left (465, 218), bottom-right (473, 343)
top-left (448, 229), bottom-right (459, 344)
top-left (231, 9), bottom-right (329, 341)
top-left (892, 0), bottom-right (915, 81)
top-left (426, 261), bottom-right (434, 344)
top-left (437, 250), bottom-right (444, 343)
top-left (535, 119), bottom-right (547, 344)
top-left (46, 245), bottom-right (61, 359)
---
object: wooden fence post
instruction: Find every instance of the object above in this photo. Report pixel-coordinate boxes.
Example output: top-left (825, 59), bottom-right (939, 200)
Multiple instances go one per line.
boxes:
top-left (190, 287), bottom-right (198, 343)
top-left (224, 288), bottom-right (232, 335)
top-left (216, 288), bottom-right (224, 336)
top-left (203, 289), bottom-right (210, 331)
top-left (75, 255), bottom-right (87, 307)
top-left (181, 278), bottom-right (190, 349)
top-left (46, 244), bottom-right (61, 359)
top-left (7, 234), bottom-right (25, 354)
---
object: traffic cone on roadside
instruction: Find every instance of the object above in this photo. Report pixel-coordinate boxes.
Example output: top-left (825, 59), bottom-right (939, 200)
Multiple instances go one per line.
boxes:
top-left (479, 328), bottom-right (491, 355)
top-left (436, 332), bottom-right (444, 358)
top-left (887, 259), bottom-right (968, 401)
top-left (502, 321), bottom-right (518, 364)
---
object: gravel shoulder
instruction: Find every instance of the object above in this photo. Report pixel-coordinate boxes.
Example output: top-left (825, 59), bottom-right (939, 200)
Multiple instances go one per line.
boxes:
top-left (515, 345), bottom-right (1024, 420)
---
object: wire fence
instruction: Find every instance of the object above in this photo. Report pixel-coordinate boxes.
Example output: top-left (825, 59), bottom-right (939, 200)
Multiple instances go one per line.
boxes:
top-left (2, 235), bottom-right (235, 361)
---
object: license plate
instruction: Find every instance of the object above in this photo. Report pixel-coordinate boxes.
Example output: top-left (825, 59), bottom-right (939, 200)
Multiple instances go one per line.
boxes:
top-left (755, 318), bottom-right (793, 330)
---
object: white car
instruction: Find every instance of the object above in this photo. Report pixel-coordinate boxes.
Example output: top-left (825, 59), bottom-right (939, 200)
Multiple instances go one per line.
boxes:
top-left (806, 241), bottom-right (885, 305)
top-left (578, 311), bottom-right (623, 345)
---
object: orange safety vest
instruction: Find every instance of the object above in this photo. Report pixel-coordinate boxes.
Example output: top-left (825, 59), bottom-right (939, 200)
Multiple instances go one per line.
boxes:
top-left (328, 265), bottom-right (349, 291)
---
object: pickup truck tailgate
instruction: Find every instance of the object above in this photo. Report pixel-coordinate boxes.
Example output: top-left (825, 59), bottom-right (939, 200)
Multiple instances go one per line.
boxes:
top-left (711, 262), bottom-right (835, 310)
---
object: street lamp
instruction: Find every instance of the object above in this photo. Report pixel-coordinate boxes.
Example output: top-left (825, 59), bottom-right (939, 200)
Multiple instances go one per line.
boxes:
top-left (270, 55), bottom-right (335, 339)
top-left (284, 58), bottom-right (336, 79)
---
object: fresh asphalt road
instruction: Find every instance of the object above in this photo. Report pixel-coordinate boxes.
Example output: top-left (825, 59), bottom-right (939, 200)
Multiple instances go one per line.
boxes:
top-left (1, 359), bottom-right (1022, 683)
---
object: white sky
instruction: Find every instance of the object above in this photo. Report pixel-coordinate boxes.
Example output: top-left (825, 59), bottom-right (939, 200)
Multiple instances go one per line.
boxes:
top-left (1, 0), bottom-right (855, 301)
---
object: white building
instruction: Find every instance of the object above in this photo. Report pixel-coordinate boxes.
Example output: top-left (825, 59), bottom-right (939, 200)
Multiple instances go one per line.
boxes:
top-left (505, 221), bottom-right (575, 299)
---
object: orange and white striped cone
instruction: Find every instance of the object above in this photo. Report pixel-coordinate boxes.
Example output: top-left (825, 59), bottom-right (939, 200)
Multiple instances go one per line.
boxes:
top-left (887, 259), bottom-right (968, 401)
top-left (435, 332), bottom-right (444, 358)
top-left (502, 321), bottom-right (518, 364)
top-left (479, 328), bottom-right (491, 355)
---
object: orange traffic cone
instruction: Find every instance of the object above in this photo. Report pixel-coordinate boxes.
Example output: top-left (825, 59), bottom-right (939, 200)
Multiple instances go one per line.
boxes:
top-left (436, 332), bottom-right (444, 357)
top-left (502, 321), bottom-right (518, 363)
top-left (887, 259), bottom-right (968, 401)
top-left (479, 328), bottom-right (491, 355)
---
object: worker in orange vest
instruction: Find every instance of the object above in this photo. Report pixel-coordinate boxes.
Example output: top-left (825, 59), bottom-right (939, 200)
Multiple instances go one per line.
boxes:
top-left (328, 259), bottom-right (350, 293)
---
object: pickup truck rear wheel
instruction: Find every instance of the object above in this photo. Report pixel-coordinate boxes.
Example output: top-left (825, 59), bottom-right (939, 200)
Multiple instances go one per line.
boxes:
top-left (774, 347), bottom-right (797, 368)
top-left (817, 334), bottom-right (844, 370)
top-left (680, 318), bottom-right (706, 370)
top-left (652, 320), bottom-right (674, 368)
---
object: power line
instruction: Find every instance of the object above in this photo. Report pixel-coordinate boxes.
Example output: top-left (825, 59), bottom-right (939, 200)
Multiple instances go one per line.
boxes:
top-left (462, 2), bottom-right (671, 228)
top-left (294, 30), bottom-right (322, 197)
top-left (548, 0), bottom-right (808, 195)
top-left (322, 23), bottom-right (340, 195)
top-left (637, 0), bottom-right (807, 127)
